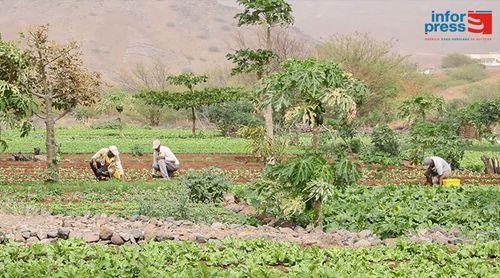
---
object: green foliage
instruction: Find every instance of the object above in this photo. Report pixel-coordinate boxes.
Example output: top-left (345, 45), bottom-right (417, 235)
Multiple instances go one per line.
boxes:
top-left (96, 91), bottom-right (130, 114)
top-left (1, 239), bottom-right (498, 276)
top-left (71, 106), bottom-right (92, 123)
top-left (136, 87), bottom-right (247, 116)
top-left (457, 99), bottom-right (500, 141)
top-left (236, 125), bottom-right (288, 161)
top-left (130, 144), bottom-right (144, 156)
top-left (0, 37), bottom-right (34, 149)
top-left (360, 151), bottom-right (401, 166)
top-left (371, 124), bottom-right (400, 156)
top-left (441, 53), bottom-right (477, 68)
top-left (0, 126), bottom-right (250, 154)
top-left (90, 119), bottom-right (124, 130)
top-left (226, 48), bottom-right (278, 77)
top-left (317, 33), bottom-right (423, 121)
top-left (234, 0), bottom-right (294, 27)
top-left (256, 151), bottom-right (361, 221)
top-left (178, 167), bottom-right (231, 203)
top-left (205, 100), bottom-right (263, 136)
top-left (405, 122), bottom-right (467, 169)
top-left (323, 185), bottom-right (499, 239)
top-left (131, 97), bottom-right (164, 126)
top-left (0, 181), bottom-right (254, 225)
top-left (399, 91), bottom-right (445, 122)
top-left (262, 59), bottom-right (368, 129)
top-left (166, 72), bottom-right (208, 91)
top-left (448, 63), bottom-right (487, 82)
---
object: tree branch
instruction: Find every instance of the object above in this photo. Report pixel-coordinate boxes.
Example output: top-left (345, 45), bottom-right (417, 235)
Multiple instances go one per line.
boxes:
top-left (55, 109), bottom-right (71, 122)
top-left (33, 111), bottom-right (46, 120)
top-left (30, 91), bottom-right (46, 99)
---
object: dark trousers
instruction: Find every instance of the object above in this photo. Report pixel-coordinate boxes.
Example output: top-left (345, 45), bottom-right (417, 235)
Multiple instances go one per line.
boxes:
top-left (90, 161), bottom-right (110, 180)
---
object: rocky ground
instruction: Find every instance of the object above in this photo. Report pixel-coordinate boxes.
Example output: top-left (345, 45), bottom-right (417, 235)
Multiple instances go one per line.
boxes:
top-left (0, 212), bottom-right (472, 248)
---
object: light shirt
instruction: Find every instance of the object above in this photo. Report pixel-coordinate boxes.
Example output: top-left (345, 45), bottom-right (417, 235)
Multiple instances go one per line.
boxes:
top-left (153, 146), bottom-right (179, 166)
top-left (91, 148), bottom-right (124, 178)
top-left (429, 156), bottom-right (451, 175)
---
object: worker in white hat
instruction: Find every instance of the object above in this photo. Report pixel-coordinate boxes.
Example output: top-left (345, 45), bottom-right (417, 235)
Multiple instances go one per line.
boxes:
top-left (90, 145), bottom-right (124, 180)
top-left (152, 139), bottom-right (179, 179)
top-left (423, 156), bottom-right (451, 185)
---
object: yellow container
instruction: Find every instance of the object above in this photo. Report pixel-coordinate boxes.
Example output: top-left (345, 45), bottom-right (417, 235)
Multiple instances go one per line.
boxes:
top-left (443, 178), bottom-right (461, 186)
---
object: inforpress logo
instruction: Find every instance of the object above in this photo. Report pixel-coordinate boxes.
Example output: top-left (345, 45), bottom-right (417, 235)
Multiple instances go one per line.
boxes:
top-left (424, 10), bottom-right (492, 40)
top-left (467, 10), bottom-right (492, 34)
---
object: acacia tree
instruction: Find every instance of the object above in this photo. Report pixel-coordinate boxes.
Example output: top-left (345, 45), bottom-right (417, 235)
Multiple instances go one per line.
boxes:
top-left (234, 0), bottom-right (294, 141)
top-left (0, 36), bottom-right (34, 151)
top-left (21, 25), bottom-right (101, 181)
top-left (166, 73), bottom-right (208, 135)
top-left (136, 86), bottom-right (246, 135)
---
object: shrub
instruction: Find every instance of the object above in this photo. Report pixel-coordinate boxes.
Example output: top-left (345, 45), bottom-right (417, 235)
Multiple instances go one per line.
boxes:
top-left (130, 144), bottom-right (144, 156)
top-left (348, 138), bottom-right (363, 154)
top-left (90, 119), bottom-right (123, 129)
top-left (448, 63), bottom-right (487, 82)
top-left (371, 124), bottom-right (400, 156)
top-left (72, 106), bottom-right (92, 122)
top-left (441, 53), bottom-right (477, 68)
top-left (404, 122), bottom-right (468, 169)
top-left (205, 101), bottom-right (263, 136)
top-left (236, 125), bottom-right (288, 162)
top-left (256, 151), bottom-right (362, 225)
top-left (178, 167), bottom-right (231, 203)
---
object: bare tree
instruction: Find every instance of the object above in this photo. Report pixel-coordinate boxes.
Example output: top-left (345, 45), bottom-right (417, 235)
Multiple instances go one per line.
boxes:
top-left (115, 59), bottom-right (170, 92)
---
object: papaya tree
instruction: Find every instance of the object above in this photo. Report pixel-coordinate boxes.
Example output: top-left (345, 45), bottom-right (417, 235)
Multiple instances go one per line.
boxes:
top-left (20, 25), bottom-right (101, 181)
top-left (259, 58), bottom-right (368, 227)
top-left (234, 0), bottom-right (294, 141)
top-left (399, 91), bottom-right (445, 123)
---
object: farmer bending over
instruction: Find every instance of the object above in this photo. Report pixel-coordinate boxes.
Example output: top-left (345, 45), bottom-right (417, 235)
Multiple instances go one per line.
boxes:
top-left (152, 139), bottom-right (179, 179)
top-left (90, 145), bottom-right (124, 181)
top-left (423, 156), bottom-right (451, 185)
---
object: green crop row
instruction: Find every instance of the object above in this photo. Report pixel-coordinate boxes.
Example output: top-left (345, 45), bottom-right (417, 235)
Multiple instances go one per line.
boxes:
top-left (0, 239), bottom-right (498, 277)
top-left (323, 185), bottom-right (500, 240)
top-left (0, 181), bottom-right (257, 225)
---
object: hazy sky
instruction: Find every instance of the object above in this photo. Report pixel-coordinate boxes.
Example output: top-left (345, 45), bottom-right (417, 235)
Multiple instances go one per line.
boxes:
top-left (220, 0), bottom-right (499, 57)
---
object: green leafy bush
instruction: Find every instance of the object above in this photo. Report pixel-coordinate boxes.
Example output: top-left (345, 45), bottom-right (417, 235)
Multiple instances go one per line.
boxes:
top-left (1, 239), bottom-right (498, 276)
top-left (90, 119), bottom-right (123, 130)
top-left (130, 144), bottom-right (144, 156)
top-left (441, 53), bottom-right (477, 68)
top-left (205, 100), bottom-right (263, 136)
top-left (371, 124), bottom-right (400, 155)
top-left (448, 63), bottom-right (487, 82)
top-left (256, 151), bottom-right (361, 224)
top-left (178, 167), bottom-right (231, 203)
top-left (405, 122), bottom-right (468, 169)
top-left (323, 185), bottom-right (499, 239)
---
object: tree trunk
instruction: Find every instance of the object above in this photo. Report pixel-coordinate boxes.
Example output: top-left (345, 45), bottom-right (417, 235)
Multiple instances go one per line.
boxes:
top-left (264, 25), bottom-right (274, 141)
top-left (311, 125), bottom-right (319, 149)
top-left (191, 107), bottom-right (196, 135)
top-left (313, 199), bottom-right (323, 229)
top-left (44, 96), bottom-right (58, 182)
top-left (117, 115), bottom-right (124, 137)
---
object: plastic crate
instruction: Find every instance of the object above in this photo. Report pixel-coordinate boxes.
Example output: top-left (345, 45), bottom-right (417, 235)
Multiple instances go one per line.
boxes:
top-left (443, 178), bottom-right (461, 186)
